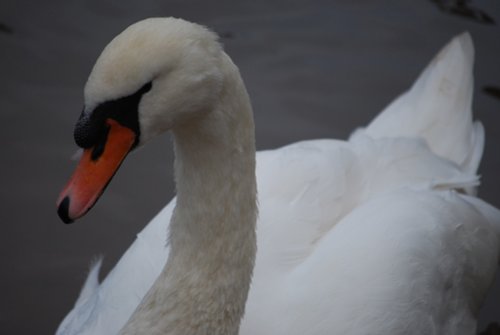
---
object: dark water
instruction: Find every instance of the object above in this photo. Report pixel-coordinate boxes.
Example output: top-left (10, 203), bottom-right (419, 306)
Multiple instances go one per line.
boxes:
top-left (1, 1), bottom-right (499, 333)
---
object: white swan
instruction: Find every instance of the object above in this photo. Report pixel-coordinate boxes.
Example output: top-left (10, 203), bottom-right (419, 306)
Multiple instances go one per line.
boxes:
top-left (56, 18), bottom-right (500, 335)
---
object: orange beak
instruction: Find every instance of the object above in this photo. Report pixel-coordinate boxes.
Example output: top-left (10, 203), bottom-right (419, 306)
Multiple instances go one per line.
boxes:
top-left (56, 119), bottom-right (136, 223)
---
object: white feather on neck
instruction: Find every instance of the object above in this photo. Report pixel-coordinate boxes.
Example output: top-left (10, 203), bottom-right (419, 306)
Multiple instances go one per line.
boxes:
top-left (119, 51), bottom-right (258, 335)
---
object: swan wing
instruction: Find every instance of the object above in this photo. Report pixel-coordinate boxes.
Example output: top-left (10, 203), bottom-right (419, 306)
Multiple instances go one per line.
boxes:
top-left (362, 32), bottom-right (483, 177)
top-left (56, 202), bottom-right (174, 335)
top-left (242, 188), bottom-right (499, 335)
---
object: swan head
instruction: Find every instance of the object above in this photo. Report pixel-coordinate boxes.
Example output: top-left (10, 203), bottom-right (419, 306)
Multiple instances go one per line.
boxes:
top-left (57, 17), bottom-right (225, 223)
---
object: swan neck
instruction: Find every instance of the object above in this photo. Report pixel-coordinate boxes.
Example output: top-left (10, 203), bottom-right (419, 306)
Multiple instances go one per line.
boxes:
top-left (171, 53), bottom-right (256, 246)
top-left (121, 53), bottom-right (257, 335)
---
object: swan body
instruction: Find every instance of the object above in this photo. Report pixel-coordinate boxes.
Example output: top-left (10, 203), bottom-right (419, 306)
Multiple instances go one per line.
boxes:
top-left (56, 18), bottom-right (500, 335)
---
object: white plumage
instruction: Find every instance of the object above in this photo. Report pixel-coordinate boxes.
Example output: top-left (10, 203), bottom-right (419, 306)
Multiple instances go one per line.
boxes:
top-left (56, 18), bottom-right (500, 335)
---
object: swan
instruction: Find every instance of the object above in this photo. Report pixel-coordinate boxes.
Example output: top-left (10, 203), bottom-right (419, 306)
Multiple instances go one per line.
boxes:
top-left (55, 18), bottom-right (500, 335)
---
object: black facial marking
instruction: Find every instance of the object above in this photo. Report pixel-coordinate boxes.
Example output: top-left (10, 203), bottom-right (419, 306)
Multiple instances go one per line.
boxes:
top-left (74, 111), bottom-right (99, 148)
top-left (74, 81), bottom-right (153, 149)
top-left (91, 123), bottom-right (111, 161)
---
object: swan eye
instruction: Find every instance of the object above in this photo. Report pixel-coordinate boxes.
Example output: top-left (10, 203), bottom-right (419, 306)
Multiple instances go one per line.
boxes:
top-left (74, 81), bottom-right (152, 149)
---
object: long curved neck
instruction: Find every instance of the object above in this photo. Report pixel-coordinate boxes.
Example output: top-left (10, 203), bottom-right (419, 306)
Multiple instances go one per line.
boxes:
top-left (120, 53), bottom-right (257, 335)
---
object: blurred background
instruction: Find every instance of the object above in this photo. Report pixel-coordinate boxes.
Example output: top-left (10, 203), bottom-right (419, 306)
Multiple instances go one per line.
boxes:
top-left (1, 0), bottom-right (499, 333)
